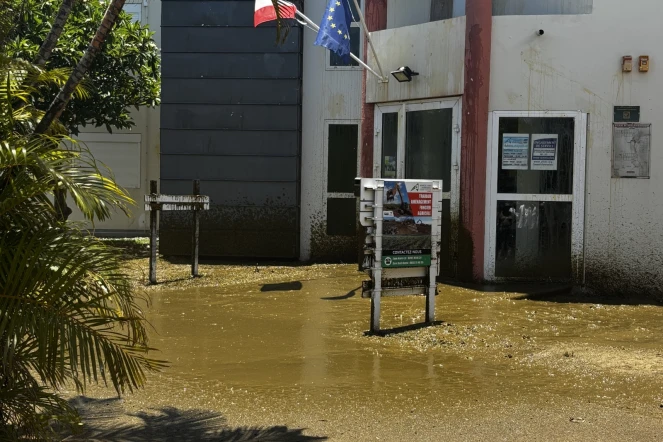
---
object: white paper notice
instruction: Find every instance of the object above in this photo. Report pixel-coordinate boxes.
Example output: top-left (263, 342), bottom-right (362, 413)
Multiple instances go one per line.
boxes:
top-left (612, 123), bottom-right (651, 178)
top-left (531, 134), bottom-right (558, 171)
top-left (502, 134), bottom-right (529, 170)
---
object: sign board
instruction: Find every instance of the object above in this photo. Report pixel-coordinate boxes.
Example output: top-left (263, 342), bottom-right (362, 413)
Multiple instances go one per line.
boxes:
top-left (614, 106), bottom-right (640, 123)
top-left (382, 180), bottom-right (433, 268)
top-left (612, 123), bottom-right (651, 178)
top-left (502, 134), bottom-right (529, 170)
top-left (145, 194), bottom-right (210, 211)
top-left (531, 134), bottom-right (558, 171)
top-left (356, 178), bottom-right (442, 332)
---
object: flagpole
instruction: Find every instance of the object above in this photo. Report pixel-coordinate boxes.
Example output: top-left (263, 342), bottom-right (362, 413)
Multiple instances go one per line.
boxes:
top-left (350, 0), bottom-right (388, 82)
top-left (294, 10), bottom-right (385, 82)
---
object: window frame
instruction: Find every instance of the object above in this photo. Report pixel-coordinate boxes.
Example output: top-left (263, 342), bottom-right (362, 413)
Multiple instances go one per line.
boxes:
top-left (484, 111), bottom-right (588, 284)
top-left (323, 120), bottom-right (361, 199)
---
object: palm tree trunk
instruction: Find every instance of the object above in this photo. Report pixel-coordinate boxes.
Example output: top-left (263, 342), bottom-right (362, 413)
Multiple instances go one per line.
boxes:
top-left (35, 0), bottom-right (126, 135)
top-left (35, 0), bottom-right (126, 220)
top-left (35, 0), bottom-right (76, 67)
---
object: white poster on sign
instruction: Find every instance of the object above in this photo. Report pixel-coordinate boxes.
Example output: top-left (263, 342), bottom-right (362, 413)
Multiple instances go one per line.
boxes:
top-left (502, 134), bottom-right (529, 170)
top-left (531, 134), bottom-right (558, 171)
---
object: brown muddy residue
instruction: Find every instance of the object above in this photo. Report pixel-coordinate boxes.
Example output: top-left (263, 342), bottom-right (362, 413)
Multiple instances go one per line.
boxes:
top-left (65, 263), bottom-right (663, 441)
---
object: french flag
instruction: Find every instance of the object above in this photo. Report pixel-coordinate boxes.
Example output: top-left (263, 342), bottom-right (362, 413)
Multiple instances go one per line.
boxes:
top-left (254, 0), bottom-right (297, 27)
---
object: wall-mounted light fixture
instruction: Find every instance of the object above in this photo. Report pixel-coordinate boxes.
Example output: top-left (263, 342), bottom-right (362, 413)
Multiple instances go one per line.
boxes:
top-left (391, 66), bottom-right (419, 83)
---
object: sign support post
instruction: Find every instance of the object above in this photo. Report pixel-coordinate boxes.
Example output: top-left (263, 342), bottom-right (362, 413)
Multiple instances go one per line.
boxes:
top-left (371, 184), bottom-right (384, 332)
top-left (192, 180), bottom-right (201, 277)
top-left (145, 180), bottom-right (210, 285)
top-left (149, 180), bottom-right (158, 285)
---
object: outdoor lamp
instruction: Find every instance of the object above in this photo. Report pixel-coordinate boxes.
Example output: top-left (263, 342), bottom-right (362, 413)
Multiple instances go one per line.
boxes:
top-left (391, 66), bottom-right (419, 82)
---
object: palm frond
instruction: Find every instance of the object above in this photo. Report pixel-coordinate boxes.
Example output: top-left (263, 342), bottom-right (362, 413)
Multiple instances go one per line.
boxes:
top-left (0, 43), bottom-right (165, 437)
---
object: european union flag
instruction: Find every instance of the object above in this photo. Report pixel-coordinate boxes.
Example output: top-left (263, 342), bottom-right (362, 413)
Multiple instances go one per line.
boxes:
top-left (315, 0), bottom-right (353, 64)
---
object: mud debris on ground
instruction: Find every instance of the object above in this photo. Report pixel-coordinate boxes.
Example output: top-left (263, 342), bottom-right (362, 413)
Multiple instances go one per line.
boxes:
top-left (62, 242), bottom-right (663, 441)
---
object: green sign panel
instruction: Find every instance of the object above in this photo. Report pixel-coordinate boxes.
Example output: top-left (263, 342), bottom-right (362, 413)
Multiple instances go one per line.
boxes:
top-left (382, 254), bottom-right (431, 268)
top-left (614, 106), bottom-right (640, 123)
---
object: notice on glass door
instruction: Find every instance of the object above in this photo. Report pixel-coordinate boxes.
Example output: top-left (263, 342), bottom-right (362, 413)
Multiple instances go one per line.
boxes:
top-left (502, 134), bottom-right (529, 170)
top-left (531, 134), bottom-right (558, 171)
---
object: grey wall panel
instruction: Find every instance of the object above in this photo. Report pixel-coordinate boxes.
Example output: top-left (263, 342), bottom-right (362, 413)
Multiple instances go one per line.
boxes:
top-left (162, 53), bottom-right (301, 79)
top-left (162, 27), bottom-right (301, 53)
top-left (161, 206), bottom-right (298, 232)
top-left (160, 130), bottom-right (299, 156)
top-left (162, 1), bottom-right (255, 27)
top-left (161, 155), bottom-right (298, 182)
top-left (161, 180), bottom-right (298, 207)
top-left (161, 104), bottom-right (300, 131)
top-left (162, 79), bottom-right (301, 105)
top-left (159, 226), bottom-right (299, 258)
top-left (160, 0), bottom-right (302, 259)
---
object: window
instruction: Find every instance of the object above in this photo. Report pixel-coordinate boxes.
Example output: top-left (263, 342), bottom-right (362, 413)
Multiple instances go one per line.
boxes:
top-left (327, 198), bottom-right (357, 236)
top-left (430, 0), bottom-right (453, 21)
top-left (329, 0), bottom-right (362, 68)
top-left (326, 123), bottom-right (359, 236)
top-left (330, 27), bottom-right (361, 67)
top-left (124, 3), bottom-right (142, 23)
top-left (451, 0), bottom-right (592, 17)
top-left (327, 124), bottom-right (359, 193)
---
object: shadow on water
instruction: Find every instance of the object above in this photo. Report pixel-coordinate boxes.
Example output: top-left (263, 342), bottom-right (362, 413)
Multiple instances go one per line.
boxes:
top-left (261, 281), bottom-right (303, 292)
top-left (320, 286), bottom-right (360, 301)
top-left (65, 397), bottom-right (326, 442)
top-left (365, 320), bottom-right (446, 337)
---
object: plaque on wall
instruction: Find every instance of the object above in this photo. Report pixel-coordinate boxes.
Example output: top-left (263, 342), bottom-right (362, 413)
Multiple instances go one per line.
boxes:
top-left (612, 123), bottom-right (651, 178)
top-left (614, 106), bottom-right (640, 123)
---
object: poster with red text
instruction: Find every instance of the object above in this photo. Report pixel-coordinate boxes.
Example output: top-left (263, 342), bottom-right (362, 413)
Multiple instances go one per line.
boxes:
top-left (382, 181), bottom-right (433, 268)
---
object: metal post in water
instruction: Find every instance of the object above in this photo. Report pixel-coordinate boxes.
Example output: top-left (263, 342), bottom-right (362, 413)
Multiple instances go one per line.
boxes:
top-left (149, 180), bottom-right (158, 285)
top-left (191, 179), bottom-right (200, 278)
top-left (371, 184), bottom-right (384, 333)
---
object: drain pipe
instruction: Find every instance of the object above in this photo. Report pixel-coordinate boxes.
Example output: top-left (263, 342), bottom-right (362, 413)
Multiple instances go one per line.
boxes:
top-left (460, 0), bottom-right (492, 282)
top-left (359, 0), bottom-right (387, 178)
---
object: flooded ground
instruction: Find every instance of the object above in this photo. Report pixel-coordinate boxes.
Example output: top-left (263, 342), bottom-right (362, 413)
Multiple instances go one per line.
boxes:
top-left (65, 258), bottom-right (663, 441)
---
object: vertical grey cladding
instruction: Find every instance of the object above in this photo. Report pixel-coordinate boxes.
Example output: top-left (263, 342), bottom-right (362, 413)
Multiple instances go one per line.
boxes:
top-left (160, 0), bottom-right (302, 258)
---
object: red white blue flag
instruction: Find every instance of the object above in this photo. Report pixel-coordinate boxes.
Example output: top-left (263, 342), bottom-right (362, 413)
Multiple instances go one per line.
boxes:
top-left (254, 0), bottom-right (297, 27)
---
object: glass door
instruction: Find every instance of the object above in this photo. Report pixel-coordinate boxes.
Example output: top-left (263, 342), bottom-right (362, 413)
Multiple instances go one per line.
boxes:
top-left (374, 99), bottom-right (461, 277)
top-left (485, 111), bottom-right (587, 282)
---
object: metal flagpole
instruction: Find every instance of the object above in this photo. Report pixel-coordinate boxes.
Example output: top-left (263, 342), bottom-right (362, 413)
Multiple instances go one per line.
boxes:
top-left (294, 10), bottom-right (384, 82)
top-left (350, 0), bottom-right (388, 82)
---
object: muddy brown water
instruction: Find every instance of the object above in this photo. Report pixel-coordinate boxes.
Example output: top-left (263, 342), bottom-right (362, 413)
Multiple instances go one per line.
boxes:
top-left (67, 264), bottom-right (663, 441)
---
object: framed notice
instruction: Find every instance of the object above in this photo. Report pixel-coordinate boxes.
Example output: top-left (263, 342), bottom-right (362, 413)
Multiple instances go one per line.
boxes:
top-left (502, 134), bottom-right (529, 170)
top-left (531, 134), bottom-right (558, 171)
top-left (613, 123), bottom-right (651, 178)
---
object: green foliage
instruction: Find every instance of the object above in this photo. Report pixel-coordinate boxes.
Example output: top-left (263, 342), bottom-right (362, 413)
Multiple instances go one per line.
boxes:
top-left (0, 56), bottom-right (165, 439)
top-left (6, 0), bottom-right (160, 134)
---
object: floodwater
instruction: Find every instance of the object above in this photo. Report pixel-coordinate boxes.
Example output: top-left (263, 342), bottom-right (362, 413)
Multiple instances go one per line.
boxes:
top-left (68, 264), bottom-right (663, 441)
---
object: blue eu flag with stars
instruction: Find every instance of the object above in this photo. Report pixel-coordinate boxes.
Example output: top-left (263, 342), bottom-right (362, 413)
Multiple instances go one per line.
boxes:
top-left (315, 0), bottom-right (353, 64)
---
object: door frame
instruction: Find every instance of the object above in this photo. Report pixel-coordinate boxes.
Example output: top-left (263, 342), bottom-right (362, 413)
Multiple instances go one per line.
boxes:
top-left (373, 97), bottom-right (462, 276)
top-left (484, 111), bottom-right (588, 283)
